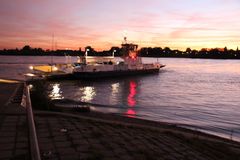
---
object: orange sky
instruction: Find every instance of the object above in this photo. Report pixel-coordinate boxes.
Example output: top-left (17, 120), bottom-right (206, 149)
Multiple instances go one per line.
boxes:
top-left (0, 0), bottom-right (240, 51)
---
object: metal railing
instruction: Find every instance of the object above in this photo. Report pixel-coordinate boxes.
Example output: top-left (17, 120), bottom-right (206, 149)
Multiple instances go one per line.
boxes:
top-left (25, 83), bottom-right (41, 160)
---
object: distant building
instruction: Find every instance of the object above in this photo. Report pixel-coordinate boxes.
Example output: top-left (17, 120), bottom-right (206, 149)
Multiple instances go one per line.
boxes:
top-left (201, 48), bottom-right (225, 52)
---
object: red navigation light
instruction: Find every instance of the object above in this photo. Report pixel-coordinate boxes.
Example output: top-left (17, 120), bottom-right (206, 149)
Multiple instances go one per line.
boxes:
top-left (129, 55), bottom-right (136, 60)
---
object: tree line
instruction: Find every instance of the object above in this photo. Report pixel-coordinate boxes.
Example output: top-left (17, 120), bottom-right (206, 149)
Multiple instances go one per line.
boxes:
top-left (139, 47), bottom-right (240, 59)
top-left (1, 45), bottom-right (240, 59)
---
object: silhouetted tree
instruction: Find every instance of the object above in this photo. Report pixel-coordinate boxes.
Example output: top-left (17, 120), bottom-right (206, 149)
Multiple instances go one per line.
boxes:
top-left (22, 45), bottom-right (31, 51)
top-left (224, 46), bottom-right (228, 52)
top-left (163, 47), bottom-right (171, 54)
top-left (186, 48), bottom-right (191, 54)
top-left (85, 46), bottom-right (97, 56)
top-left (21, 45), bottom-right (32, 55)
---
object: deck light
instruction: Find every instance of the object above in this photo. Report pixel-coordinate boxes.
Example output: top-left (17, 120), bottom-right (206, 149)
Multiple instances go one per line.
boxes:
top-left (52, 66), bottom-right (58, 71)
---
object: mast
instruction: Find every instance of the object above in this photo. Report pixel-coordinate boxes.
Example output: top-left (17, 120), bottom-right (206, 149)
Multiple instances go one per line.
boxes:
top-left (51, 33), bottom-right (54, 72)
top-left (51, 33), bottom-right (55, 51)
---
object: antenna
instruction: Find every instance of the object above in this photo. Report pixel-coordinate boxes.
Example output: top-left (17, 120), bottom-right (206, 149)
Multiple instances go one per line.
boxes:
top-left (124, 37), bottom-right (127, 44)
top-left (52, 33), bottom-right (55, 51)
top-left (51, 33), bottom-right (54, 72)
top-left (55, 41), bottom-right (57, 51)
top-left (123, 30), bottom-right (128, 44)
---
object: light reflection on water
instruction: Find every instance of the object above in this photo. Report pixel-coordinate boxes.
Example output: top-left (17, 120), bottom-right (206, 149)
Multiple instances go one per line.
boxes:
top-left (48, 83), bottom-right (64, 100)
top-left (111, 83), bottom-right (119, 95)
top-left (126, 81), bottom-right (137, 118)
top-left (80, 86), bottom-right (96, 102)
top-left (127, 81), bottom-right (137, 107)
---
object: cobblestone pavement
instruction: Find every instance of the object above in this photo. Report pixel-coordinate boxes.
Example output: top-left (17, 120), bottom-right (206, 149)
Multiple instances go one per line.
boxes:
top-left (0, 83), bottom-right (30, 160)
top-left (0, 114), bottom-right (29, 160)
top-left (35, 113), bottom-right (240, 160)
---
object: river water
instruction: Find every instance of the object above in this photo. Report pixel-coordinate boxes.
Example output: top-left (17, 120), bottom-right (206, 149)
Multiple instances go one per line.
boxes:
top-left (0, 55), bottom-right (240, 141)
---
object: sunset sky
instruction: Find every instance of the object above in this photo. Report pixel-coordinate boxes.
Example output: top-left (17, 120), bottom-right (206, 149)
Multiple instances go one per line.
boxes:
top-left (0, 0), bottom-right (240, 51)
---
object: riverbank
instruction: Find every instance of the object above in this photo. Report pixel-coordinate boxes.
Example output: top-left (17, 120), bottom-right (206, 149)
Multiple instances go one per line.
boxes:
top-left (34, 110), bottom-right (240, 160)
top-left (1, 81), bottom-right (240, 160)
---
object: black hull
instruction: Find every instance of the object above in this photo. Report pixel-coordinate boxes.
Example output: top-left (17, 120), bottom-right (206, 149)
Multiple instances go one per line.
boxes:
top-left (72, 68), bottom-right (160, 79)
top-left (46, 73), bottom-right (74, 80)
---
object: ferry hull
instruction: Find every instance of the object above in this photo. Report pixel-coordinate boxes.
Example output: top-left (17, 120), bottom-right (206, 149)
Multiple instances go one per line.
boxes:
top-left (73, 68), bottom-right (160, 79)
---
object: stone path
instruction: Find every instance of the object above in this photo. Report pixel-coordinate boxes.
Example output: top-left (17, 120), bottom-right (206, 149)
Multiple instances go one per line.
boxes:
top-left (0, 114), bottom-right (29, 160)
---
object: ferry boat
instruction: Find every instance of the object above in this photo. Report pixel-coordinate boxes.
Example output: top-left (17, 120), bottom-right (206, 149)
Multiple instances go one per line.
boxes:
top-left (28, 37), bottom-right (165, 80)
top-left (72, 37), bottom-right (165, 79)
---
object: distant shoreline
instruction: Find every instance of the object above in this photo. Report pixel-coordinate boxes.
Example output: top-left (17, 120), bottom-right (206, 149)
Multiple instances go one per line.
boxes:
top-left (1, 54), bottom-right (240, 60)
top-left (1, 44), bottom-right (240, 59)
